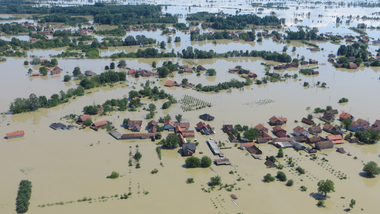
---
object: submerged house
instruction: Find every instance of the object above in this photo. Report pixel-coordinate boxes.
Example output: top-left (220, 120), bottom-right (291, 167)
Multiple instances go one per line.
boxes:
top-left (273, 126), bottom-right (287, 138)
top-left (308, 126), bottom-right (322, 135)
top-left (76, 115), bottom-right (92, 124)
top-left (339, 112), bottom-right (354, 121)
top-left (127, 120), bottom-right (143, 132)
top-left (196, 121), bottom-right (214, 135)
top-left (350, 118), bottom-right (369, 132)
top-left (163, 120), bottom-right (175, 131)
top-left (199, 113), bottom-right (215, 121)
top-left (301, 118), bottom-right (314, 126)
top-left (293, 126), bottom-right (309, 137)
top-left (91, 120), bottom-right (108, 131)
top-left (269, 116), bottom-right (287, 126)
top-left (6, 130), bottom-right (25, 139)
top-left (182, 142), bottom-right (196, 156)
top-left (315, 141), bottom-right (334, 150)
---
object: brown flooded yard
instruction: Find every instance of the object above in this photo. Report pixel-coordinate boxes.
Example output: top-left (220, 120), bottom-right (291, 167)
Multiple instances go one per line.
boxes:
top-left (1, 1), bottom-right (380, 214)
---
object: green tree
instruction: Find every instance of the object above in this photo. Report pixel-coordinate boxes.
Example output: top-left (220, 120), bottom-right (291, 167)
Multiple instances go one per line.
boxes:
top-left (175, 114), bottom-right (182, 122)
top-left (354, 58), bottom-right (363, 67)
top-left (83, 119), bottom-right (92, 126)
top-left (24, 60), bottom-right (29, 65)
top-left (363, 161), bottom-right (380, 177)
top-left (64, 75), bottom-right (71, 82)
top-left (341, 118), bottom-right (352, 130)
top-left (122, 118), bottom-right (130, 127)
top-left (317, 179), bottom-right (335, 197)
top-left (158, 67), bottom-right (169, 78)
top-left (110, 62), bottom-right (115, 69)
top-left (162, 101), bottom-right (171, 109)
top-left (51, 58), bottom-right (58, 66)
top-left (106, 171), bottom-right (120, 179)
top-left (152, 61), bottom-right (156, 68)
top-left (135, 150), bottom-right (142, 162)
top-left (349, 199), bottom-right (356, 209)
top-left (149, 103), bottom-right (156, 112)
top-left (209, 175), bottom-right (221, 186)
top-left (277, 171), bottom-right (287, 181)
top-left (286, 179), bottom-right (294, 186)
top-left (200, 156), bottom-right (212, 167)
top-left (263, 173), bottom-right (275, 182)
top-left (32, 58), bottom-right (40, 65)
top-left (39, 67), bottom-right (47, 75)
top-left (307, 114), bottom-right (313, 120)
top-left (73, 67), bottom-right (81, 76)
top-left (283, 46), bottom-right (288, 52)
top-left (185, 156), bottom-right (200, 168)
top-left (28, 68), bottom-right (32, 74)
top-left (181, 78), bottom-right (188, 85)
top-left (118, 60), bottom-right (126, 68)
top-left (243, 128), bottom-right (259, 141)
top-left (277, 148), bottom-right (284, 158)
top-left (206, 68), bottom-right (216, 76)
top-left (160, 41), bottom-right (166, 49)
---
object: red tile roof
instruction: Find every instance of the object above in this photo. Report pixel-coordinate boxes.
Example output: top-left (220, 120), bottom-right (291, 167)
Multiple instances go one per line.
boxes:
top-left (93, 120), bottom-right (107, 127)
top-left (293, 126), bottom-right (307, 134)
top-left (79, 115), bottom-right (92, 122)
top-left (339, 112), bottom-right (352, 119)
top-left (6, 130), bottom-right (24, 138)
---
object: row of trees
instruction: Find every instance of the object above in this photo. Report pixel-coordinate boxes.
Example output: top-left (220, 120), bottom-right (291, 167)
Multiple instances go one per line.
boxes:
top-left (195, 78), bottom-right (251, 93)
top-left (16, 180), bottom-right (32, 213)
top-left (185, 156), bottom-right (212, 168)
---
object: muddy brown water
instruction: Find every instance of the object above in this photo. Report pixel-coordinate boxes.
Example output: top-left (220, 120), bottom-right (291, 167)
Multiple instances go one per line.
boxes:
top-left (2, 2), bottom-right (380, 213)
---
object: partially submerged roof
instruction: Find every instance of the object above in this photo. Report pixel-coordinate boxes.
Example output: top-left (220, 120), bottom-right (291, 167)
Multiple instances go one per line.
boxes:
top-left (6, 130), bottom-right (24, 138)
top-left (199, 113), bottom-right (214, 121)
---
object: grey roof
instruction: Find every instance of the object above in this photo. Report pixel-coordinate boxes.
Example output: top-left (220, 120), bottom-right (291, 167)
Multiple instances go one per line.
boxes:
top-left (199, 114), bottom-right (215, 121)
top-left (207, 139), bottom-right (221, 155)
top-left (215, 158), bottom-right (231, 165)
top-left (292, 142), bottom-right (306, 150)
top-left (50, 123), bottom-right (70, 130)
top-left (183, 143), bottom-right (196, 152)
top-left (109, 130), bottom-right (122, 140)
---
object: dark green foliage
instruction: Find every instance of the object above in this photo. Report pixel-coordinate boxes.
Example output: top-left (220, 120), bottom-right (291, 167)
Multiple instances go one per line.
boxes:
top-left (243, 128), bottom-right (259, 141)
top-left (209, 175), bottom-right (222, 186)
top-left (185, 156), bottom-right (200, 168)
top-left (317, 200), bottom-right (325, 207)
top-left (277, 148), bottom-right (284, 158)
top-left (269, 156), bottom-right (277, 163)
top-left (299, 69), bottom-right (313, 75)
top-left (135, 150), bottom-right (142, 161)
top-left (206, 68), bottom-right (216, 76)
top-left (64, 75), bottom-right (71, 82)
top-left (159, 135), bottom-right (180, 149)
top-left (263, 173), bottom-right (275, 182)
top-left (186, 13), bottom-right (281, 29)
top-left (83, 119), bottom-right (92, 126)
top-left (151, 168), bottom-right (158, 174)
top-left (162, 101), bottom-right (171, 109)
top-left (355, 130), bottom-right (380, 144)
top-left (16, 180), bottom-right (32, 214)
top-left (338, 97), bottom-right (349, 103)
top-left (296, 166), bottom-right (305, 174)
top-left (363, 161), bottom-right (380, 177)
top-left (286, 179), bottom-right (294, 186)
top-left (73, 67), bottom-right (81, 76)
top-left (106, 171), bottom-right (120, 179)
top-left (200, 156), bottom-right (212, 167)
top-left (156, 147), bottom-right (161, 160)
top-left (276, 171), bottom-right (287, 181)
top-left (317, 179), bottom-right (335, 196)
top-left (186, 178), bottom-right (194, 184)
top-left (39, 67), bottom-right (47, 75)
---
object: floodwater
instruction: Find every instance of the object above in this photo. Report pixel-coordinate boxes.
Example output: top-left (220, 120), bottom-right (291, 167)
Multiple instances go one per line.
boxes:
top-left (1, 1), bottom-right (380, 214)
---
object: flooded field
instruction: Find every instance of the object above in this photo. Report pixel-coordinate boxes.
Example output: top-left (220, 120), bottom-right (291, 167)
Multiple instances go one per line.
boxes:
top-left (1, 1), bottom-right (380, 214)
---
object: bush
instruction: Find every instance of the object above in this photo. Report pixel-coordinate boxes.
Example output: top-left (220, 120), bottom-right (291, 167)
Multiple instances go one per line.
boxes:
top-left (338, 97), bottom-right (349, 103)
top-left (83, 118), bottom-right (92, 126)
top-left (64, 75), bottom-right (71, 82)
top-left (187, 178), bottom-right (194, 183)
top-left (317, 200), bottom-right (325, 207)
top-left (276, 171), bottom-right (287, 181)
top-left (263, 173), bottom-right (275, 182)
top-left (135, 150), bottom-right (142, 161)
top-left (363, 161), bottom-right (380, 177)
top-left (16, 180), bottom-right (32, 214)
top-left (106, 171), bottom-right (120, 179)
top-left (151, 168), bottom-right (158, 174)
top-left (155, 133), bottom-right (162, 140)
top-left (209, 175), bottom-right (221, 186)
top-left (24, 61), bottom-right (29, 65)
top-left (185, 156), bottom-right (200, 168)
top-left (296, 166), bottom-right (305, 174)
top-left (301, 186), bottom-right (307, 191)
top-left (277, 148), bottom-right (284, 158)
top-left (286, 179), bottom-right (294, 186)
top-left (156, 147), bottom-right (161, 160)
top-left (162, 101), bottom-right (171, 109)
top-left (200, 156), bottom-right (212, 167)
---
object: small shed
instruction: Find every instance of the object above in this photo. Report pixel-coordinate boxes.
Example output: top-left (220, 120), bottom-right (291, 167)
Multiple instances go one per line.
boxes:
top-left (337, 147), bottom-right (346, 154)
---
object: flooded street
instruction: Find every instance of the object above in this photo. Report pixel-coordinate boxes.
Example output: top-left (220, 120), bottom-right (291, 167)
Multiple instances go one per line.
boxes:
top-left (1, 1), bottom-right (380, 214)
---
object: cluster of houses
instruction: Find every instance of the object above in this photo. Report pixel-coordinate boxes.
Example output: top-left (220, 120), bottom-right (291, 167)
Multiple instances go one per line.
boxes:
top-left (49, 123), bottom-right (74, 130)
top-left (327, 55), bottom-right (359, 69)
top-left (128, 69), bottom-right (157, 77)
top-left (228, 67), bottom-right (257, 78)
top-left (273, 62), bottom-right (299, 70)
top-left (220, 109), bottom-right (380, 163)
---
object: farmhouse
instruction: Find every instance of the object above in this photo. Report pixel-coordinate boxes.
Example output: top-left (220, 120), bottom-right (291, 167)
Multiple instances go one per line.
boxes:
top-left (6, 130), bottom-right (25, 139)
top-left (269, 116), bottom-right (287, 125)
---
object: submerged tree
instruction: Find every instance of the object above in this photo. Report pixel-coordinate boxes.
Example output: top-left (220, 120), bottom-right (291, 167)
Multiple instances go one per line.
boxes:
top-left (317, 179), bottom-right (335, 197)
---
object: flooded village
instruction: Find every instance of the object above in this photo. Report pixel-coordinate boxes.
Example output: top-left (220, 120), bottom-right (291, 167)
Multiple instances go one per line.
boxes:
top-left (2, 0), bottom-right (380, 214)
